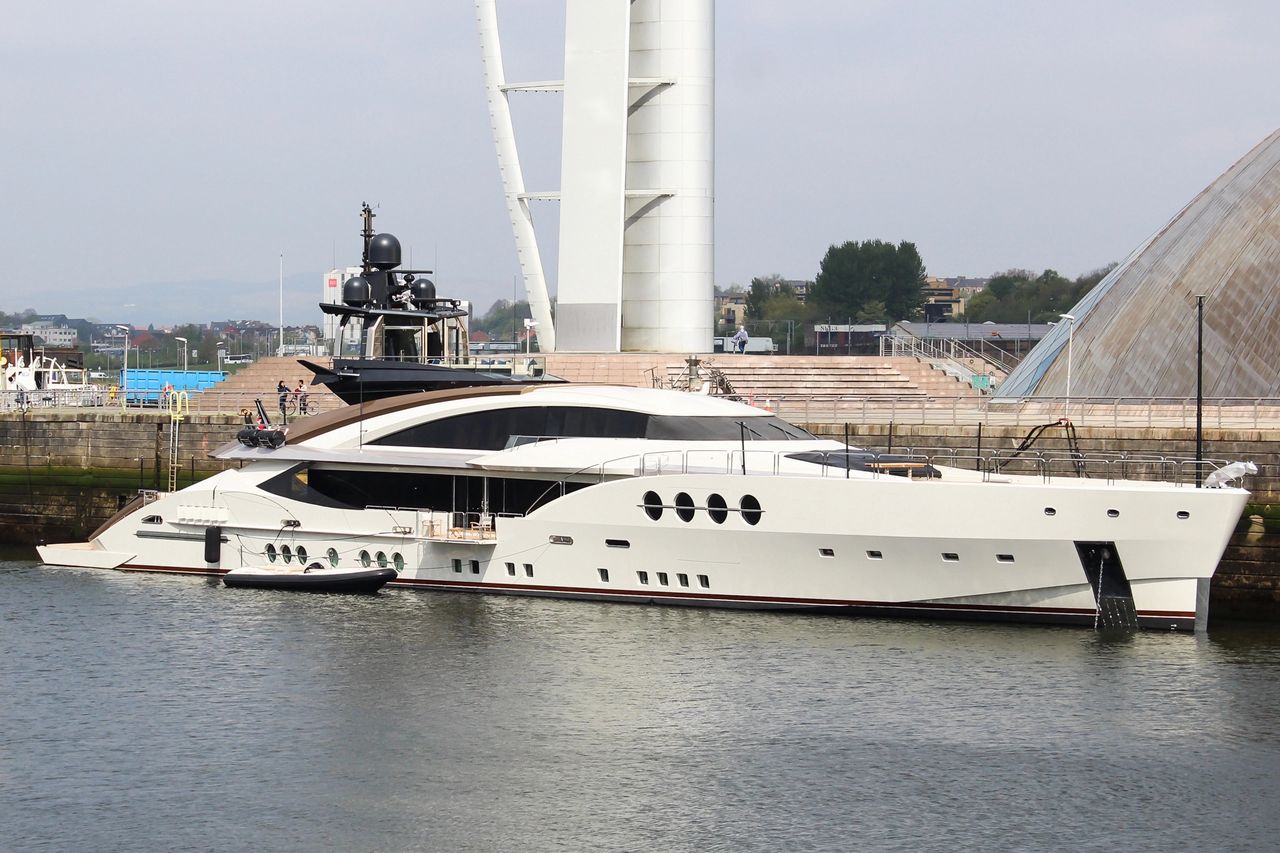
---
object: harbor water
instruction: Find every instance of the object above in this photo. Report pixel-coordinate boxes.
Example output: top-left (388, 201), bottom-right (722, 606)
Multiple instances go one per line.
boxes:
top-left (3, 550), bottom-right (1280, 851)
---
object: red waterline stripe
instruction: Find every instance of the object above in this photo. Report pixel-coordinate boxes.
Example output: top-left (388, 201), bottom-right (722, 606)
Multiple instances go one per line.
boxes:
top-left (115, 563), bottom-right (1195, 619)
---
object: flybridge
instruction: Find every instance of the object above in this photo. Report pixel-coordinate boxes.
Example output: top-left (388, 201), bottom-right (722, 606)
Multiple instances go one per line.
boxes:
top-left (321, 203), bottom-right (467, 364)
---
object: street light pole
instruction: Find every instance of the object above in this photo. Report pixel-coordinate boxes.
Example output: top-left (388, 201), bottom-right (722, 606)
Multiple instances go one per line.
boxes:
top-left (116, 325), bottom-right (130, 410)
top-left (175, 336), bottom-right (187, 372)
top-left (1059, 313), bottom-right (1076, 421)
top-left (523, 318), bottom-right (539, 355)
top-left (279, 252), bottom-right (285, 357)
top-left (1196, 295), bottom-right (1205, 487)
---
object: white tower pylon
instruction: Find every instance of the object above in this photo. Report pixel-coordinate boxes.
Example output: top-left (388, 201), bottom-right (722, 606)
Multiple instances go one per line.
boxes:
top-left (476, 0), bottom-right (714, 353)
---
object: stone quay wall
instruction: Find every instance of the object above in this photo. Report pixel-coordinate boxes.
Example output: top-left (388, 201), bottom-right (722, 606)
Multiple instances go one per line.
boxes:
top-left (1, 410), bottom-right (1276, 620)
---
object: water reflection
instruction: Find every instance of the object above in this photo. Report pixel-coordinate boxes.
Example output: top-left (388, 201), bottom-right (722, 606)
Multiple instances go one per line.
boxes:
top-left (3, 561), bottom-right (1279, 851)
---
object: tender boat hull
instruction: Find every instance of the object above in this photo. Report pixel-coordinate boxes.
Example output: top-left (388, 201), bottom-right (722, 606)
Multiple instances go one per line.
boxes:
top-left (222, 566), bottom-right (397, 594)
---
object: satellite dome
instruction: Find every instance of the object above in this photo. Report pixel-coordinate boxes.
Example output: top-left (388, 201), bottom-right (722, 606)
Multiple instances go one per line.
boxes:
top-left (368, 233), bottom-right (402, 270)
top-left (411, 277), bottom-right (437, 308)
top-left (342, 276), bottom-right (371, 307)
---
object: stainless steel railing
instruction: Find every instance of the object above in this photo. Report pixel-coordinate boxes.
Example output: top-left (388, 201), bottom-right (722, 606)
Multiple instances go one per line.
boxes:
top-left (7, 387), bottom-right (1280, 430)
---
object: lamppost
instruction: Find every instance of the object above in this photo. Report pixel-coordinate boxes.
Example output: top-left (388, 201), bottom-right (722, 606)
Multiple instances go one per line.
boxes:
top-left (1195, 294), bottom-right (1206, 487)
top-left (216, 341), bottom-right (226, 371)
top-left (523, 318), bottom-right (538, 355)
top-left (115, 325), bottom-right (130, 410)
top-left (1058, 313), bottom-right (1076, 421)
top-left (175, 336), bottom-right (188, 372)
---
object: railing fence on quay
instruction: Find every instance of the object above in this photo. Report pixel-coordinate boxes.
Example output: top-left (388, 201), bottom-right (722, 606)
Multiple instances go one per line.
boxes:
top-left (6, 388), bottom-right (1280, 429)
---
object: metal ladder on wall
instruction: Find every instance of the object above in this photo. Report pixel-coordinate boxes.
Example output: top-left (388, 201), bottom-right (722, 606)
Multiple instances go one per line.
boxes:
top-left (166, 391), bottom-right (190, 492)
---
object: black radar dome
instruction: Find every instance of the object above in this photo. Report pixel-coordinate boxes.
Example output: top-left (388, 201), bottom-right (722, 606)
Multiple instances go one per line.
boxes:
top-left (342, 275), bottom-right (371, 307)
top-left (411, 277), bottom-right (437, 308)
top-left (368, 233), bottom-right (402, 270)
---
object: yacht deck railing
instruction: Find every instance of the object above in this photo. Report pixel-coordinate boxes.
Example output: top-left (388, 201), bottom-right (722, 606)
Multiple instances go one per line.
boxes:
top-left (7, 388), bottom-right (1280, 430)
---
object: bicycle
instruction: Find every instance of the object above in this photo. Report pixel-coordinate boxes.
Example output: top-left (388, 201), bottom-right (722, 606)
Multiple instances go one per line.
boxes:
top-left (282, 393), bottom-right (321, 417)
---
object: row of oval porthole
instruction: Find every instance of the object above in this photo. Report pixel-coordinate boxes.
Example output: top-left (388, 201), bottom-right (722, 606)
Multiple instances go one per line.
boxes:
top-left (264, 543), bottom-right (405, 572)
top-left (1044, 507), bottom-right (1190, 520)
top-left (642, 491), bottom-right (763, 526)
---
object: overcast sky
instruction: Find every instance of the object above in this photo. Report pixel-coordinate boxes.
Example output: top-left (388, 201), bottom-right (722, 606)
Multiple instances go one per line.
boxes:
top-left (2, 1), bottom-right (1277, 325)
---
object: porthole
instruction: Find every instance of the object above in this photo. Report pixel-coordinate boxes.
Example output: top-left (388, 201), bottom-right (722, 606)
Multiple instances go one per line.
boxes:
top-left (675, 492), bottom-right (696, 523)
top-left (643, 491), bottom-right (664, 521)
top-left (657, 572), bottom-right (669, 586)
top-left (605, 539), bottom-right (630, 549)
top-left (327, 547), bottom-right (339, 568)
top-left (637, 571), bottom-right (649, 585)
top-left (141, 515), bottom-right (162, 525)
top-left (360, 550), bottom-right (372, 568)
top-left (266, 543), bottom-right (277, 563)
top-left (393, 553), bottom-right (405, 572)
top-left (281, 545), bottom-right (293, 564)
top-left (470, 559), bottom-right (480, 574)
top-left (452, 558), bottom-right (462, 573)
top-left (866, 550), bottom-right (883, 560)
top-left (598, 568), bottom-right (610, 582)
top-left (819, 548), bottom-right (835, 558)
top-left (997, 554), bottom-right (1015, 563)
top-left (1177, 511), bottom-right (1190, 520)
top-left (697, 574), bottom-right (710, 589)
top-left (740, 494), bottom-right (762, 526)
top-left (1107, 509), bottom-right (1120, 518)
top-left (942, 553), bottom-right (959, 562)
top-left (506, 562), bottom-right (516, 576)
top-left (372, 551), bottom-right (385, 568)
top-left (707, 493), bottom-right (729, 524)
top-left (295, 546), bottom-right (308, 564)
top-left (523, 563), bottom-right (534, 577)
top-left (677, 573), bottom-right (690, 587)
top-left (1044, 507), bottom-right (1056, 516)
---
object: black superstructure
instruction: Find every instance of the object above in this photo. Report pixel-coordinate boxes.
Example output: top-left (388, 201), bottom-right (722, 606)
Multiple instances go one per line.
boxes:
top-left (310, 204), bottom-right (562, 404)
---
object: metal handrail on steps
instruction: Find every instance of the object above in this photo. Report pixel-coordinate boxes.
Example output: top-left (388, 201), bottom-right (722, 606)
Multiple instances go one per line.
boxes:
top-left (7, 389), bottom-right (1280, 430)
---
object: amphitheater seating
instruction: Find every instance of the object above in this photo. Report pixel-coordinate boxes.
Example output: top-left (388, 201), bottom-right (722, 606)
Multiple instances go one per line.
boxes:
top-left (200, 353), bottom-right (987, 416)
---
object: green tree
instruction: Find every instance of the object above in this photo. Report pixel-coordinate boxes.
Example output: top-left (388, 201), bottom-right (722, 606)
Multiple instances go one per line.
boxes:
top-left (810, 240), bottom-right (925, 322)
top-left (855, 300), bottom-right (888, 324)
top-left (745, 274), bottom-right (787, 322)
top-left (470, 299), bottom-right (530, 340)
top-left (962, 264), bottom-right (1116, 323)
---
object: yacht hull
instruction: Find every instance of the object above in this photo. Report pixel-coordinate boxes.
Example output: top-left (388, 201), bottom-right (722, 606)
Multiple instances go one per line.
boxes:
top-left (37, 464), bottom-right (1246, 632)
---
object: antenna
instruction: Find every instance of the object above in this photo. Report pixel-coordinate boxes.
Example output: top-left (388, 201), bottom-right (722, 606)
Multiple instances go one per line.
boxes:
top-left (360, 202), bottom-right (376, 275)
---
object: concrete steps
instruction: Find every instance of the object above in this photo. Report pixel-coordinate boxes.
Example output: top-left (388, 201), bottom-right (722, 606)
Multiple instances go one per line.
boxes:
top-left (201, 354), bottom-right (990, 414)
top-left (203, 356), bottom-right (341, 414)
top-left (544, 354), bottom-right (989, 401)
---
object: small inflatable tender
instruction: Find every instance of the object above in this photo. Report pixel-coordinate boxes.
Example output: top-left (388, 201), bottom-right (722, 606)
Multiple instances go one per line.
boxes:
top-left (222, 562), bottom-right (397, 594)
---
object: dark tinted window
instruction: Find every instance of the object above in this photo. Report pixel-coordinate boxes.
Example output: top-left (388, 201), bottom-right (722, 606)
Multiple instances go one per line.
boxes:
top-left (373, 406), bottom-right (814, 450)
top-left (706, 493), bottom-right (728, 524)
top-left (375, 406), bottom-right (647, 450)
top-left (300, 467), bottom-right (583, 514)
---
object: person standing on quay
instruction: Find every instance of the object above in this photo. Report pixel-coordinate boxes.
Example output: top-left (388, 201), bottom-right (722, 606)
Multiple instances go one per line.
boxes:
top-left (731, 325), bottom-right (749, 354)
top-left (277, 380), bottom-right (288, 417)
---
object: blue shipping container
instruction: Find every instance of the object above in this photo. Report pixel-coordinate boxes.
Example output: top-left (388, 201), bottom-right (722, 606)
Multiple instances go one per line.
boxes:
top-left (121, 369), bottom-right (227, 405)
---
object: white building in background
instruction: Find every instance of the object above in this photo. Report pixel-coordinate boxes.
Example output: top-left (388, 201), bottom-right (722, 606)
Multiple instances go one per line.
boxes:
top-left (19, 324), bottom-right (78, 347)
top-left (322, 267), bottom-right (361, 347)
top-left (476, 0), bottom-right (714, 353)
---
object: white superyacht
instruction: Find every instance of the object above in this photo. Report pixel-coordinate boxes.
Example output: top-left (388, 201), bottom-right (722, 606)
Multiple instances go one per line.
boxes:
top-left (40, 382), bottom-right (1249, 631)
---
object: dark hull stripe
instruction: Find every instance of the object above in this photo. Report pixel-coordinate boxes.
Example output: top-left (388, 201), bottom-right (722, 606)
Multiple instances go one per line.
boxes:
top-left (111, 562), bottom-right (1196, 629)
